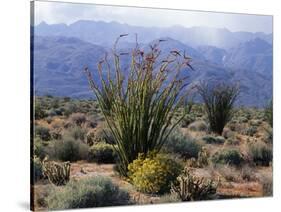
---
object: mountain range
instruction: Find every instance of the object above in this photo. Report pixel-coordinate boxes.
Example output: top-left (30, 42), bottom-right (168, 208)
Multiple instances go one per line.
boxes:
top-left (32, 20), bottom-right (273, 107)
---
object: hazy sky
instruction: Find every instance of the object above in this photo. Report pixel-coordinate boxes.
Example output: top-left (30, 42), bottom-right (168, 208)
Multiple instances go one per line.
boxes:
top-left (33, 1), bottom-right (273, 33)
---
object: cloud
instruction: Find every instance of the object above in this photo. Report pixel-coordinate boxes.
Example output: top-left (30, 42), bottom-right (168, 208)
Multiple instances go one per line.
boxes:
top-left (33, 1), bottom-right (272, 33)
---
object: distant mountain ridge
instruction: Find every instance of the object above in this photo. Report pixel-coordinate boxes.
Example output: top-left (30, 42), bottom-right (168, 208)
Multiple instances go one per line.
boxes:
top-left (34, 20), bottom-right (272, 49)
top-left (32, 33), bottom-right (273, 107)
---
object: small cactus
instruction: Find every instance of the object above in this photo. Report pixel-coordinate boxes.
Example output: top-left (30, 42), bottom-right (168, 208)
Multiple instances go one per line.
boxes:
top-left (42, 157), bottom-right (71, 186)
top-left (171, 167), bottom-right (218, 201)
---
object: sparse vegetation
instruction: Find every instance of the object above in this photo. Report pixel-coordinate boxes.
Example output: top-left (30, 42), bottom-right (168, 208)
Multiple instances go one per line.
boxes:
top-left (32, 95), bottom-right (274, 210)
top-left (32, 32), bottom-right (273, 210)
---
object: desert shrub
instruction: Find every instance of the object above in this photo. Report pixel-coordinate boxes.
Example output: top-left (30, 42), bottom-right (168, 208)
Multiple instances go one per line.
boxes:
top-left (35, 102), bottom-right (47, 120)
top-left (197, 82), bottom-right (239, 135)
top-left (47, 108), bottom-right (63, 117)
top-left (212, 148), bottom-right (243, 166)
top-left (222, 128), bottom-right (235, 139)
top-left (47, 177), bottom-right (131, 209)
top-left (260, 174), bottom-right (273, 196)
top-left (49, 137), bottom-right (89, 162)
top-left (171, 167), bottom-right (218, 201)
top-left (249, 119), bottom-right (262, 127)
top-left (163, 131), bottom-right (202, 159)
top-left (69, 113), bottom-right (87, 126)
top-left (46, 109), bottom-right (57, 117)
top-left (49, 128), bottom-right (62, 140)
top-left (188, 120), bottom-right (208, 131)
top-left (225, 138), bottom-right (240, 146)
top-left (202, 135), bottom-right (225, 144)
top-left (157, 194), bottom-right (181, 203)
top-left (88, 143), bottom-right (117, 163)
top-left (248, 141), bottom-right (272, 166)
top-left (217, 165), bottom-right (239, 181)
top-left (33, 157), bottom-right (43, 182)
top-left (227, 121), bottom-right (237, 131)
top-left (86, 125), bottom-right (115, 146)
top-left (128, 153), bottom-right (183, 194)
top-left (264, 127), bottom-right (273, 143)
top-left (66, 126), bottom-right (86, 141)
top-left (34, 138), bottom-right (48, 160)
top-left (264, 100), bottom-right (273, 127)
top-left (239, 116), bottom-right (248, 123)
top-left (240, 165), bottom-right (257, 182)
top-left (197, 147), bottom-right (210, 167)
top-left (85, 37), bottom-right (193, 176)
top-left (35, 126), bottom-right (51, 141)
top-left (63, 102), bottom-right (78, 116)
top-left (244, 126), bottom-right (257, 137)
top-left (85, 115), bottom-right (98, 128)
top-left (34, 185), bottom-right (51, 208)
top-left (181, 114), bottom-right (195, 128)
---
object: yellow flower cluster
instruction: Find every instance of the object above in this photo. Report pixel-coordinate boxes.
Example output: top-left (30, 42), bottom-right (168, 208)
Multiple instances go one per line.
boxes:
top-left (128, 153), bottom-right (183, 194)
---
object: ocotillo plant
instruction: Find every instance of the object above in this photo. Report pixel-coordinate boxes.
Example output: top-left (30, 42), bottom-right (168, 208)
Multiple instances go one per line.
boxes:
top-left (85, 35), bottom-right (193, 176)
top-left (197, 82), bottom-right (239, 135)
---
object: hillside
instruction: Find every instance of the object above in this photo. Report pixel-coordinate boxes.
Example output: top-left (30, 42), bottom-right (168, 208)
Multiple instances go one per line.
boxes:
top-left (32, 34), bottom-right (272, 107)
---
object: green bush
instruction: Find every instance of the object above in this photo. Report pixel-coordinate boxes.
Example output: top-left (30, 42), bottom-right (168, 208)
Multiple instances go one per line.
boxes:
top-left (163, 131), bottom-right (202, 159)
top-left (66, 126), bottom-right (86, 141)
top-left (69, 113), bottom-right (87, 126)
top-left (197, 83), bottom-right (239, 135)
top-left (128, 153), bottom-right (183, 194)
top-left (248, 142), bottom-right (272, 166)
top-left (212, 148), bottom-right (243, 166)
top-left (35, 126), bottom-right (51, 141)
top-left (47, 177), bottom-right (131, 209)
top-left (88, 143), bottom-right (117, 163)
top-left (34, 138), bottom-right (47, 160)
top-left (49, 136), bottom-right (89, 162)
top-left (35, 102), bottom-right (47, 120)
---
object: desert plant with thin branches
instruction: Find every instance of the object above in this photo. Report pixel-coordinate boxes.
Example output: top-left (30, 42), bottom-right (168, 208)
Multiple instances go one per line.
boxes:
top-left (197, 82), bottom-right (239, 135)
top-left (85, 35), bottom-right (193, 176)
